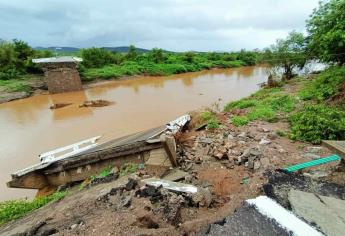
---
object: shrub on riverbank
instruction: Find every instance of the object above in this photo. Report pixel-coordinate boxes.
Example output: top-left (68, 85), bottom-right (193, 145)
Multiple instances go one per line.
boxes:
top-left (0, 191), bottom-right (67, 225)
top-left (225, 66), bottom-right (345, 144)
top-left (299, 66), bottom-right (345, 102)
top-left (289, 104), bottom-right (345, 144)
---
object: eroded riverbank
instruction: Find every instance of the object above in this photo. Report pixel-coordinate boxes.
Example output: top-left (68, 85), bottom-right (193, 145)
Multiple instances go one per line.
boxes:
top-left (0, 66), bottom-right (267, 201)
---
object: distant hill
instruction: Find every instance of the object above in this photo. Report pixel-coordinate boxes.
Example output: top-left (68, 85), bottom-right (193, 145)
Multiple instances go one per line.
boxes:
top-left (102, 46), bottom-right (150, 53)
top-left (34, 46), bottom-right (150, 53)
top-left (34, 47), bottom-right (79, 52)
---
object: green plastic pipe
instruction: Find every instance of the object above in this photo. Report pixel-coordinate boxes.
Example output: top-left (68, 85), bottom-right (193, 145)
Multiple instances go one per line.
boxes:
top-left (284, 154), bottom-right (341, 172)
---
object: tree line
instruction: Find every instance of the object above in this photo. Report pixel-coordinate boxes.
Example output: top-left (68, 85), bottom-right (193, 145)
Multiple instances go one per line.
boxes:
top-left (0, 0), bottom-right (343, 82)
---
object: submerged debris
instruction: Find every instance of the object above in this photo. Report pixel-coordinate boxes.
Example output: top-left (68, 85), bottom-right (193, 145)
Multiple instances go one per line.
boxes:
top-left (49, 103), bottom-right (71, 109)
top-left (79, 99), bottom-right (113, 108)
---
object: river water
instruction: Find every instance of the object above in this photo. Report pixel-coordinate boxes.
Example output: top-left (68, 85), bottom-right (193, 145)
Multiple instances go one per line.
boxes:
top-left (0, 66), bottom-right (267, 201)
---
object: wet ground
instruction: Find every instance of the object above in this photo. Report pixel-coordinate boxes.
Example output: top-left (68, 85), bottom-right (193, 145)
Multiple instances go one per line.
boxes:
top-left (0, 66), bottom-right (267, 201)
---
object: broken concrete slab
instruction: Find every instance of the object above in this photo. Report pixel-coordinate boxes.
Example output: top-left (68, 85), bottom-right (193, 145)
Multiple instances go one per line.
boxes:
top-left (145, 148), bottom-right (172, 167)
top-left (142, 178), bottom-right (198, 193)
top-left (162, 169), bottom-right (189, 181)
top-left (289, 190), bottom-right (345, 236)
top-left (263, 171), bottom-right (345, 208)
top-left (202, 196), bottom-right (323, 236)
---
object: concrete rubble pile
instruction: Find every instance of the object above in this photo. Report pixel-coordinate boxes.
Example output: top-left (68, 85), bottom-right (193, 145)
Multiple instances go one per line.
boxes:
top-left (177, 126), bottom-right (284, 172)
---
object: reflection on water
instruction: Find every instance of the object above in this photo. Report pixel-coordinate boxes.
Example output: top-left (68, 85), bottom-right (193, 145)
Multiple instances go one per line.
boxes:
top-left (0, 66), bottom-right (267, 200)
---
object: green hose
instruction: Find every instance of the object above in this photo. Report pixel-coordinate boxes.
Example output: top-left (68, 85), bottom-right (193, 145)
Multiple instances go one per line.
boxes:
top-left (284, 154), bottom-right (341, 172)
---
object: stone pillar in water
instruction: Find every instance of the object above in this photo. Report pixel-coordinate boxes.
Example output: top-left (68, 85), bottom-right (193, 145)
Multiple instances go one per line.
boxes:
top-left (33, 56), bottom-right (83, 94)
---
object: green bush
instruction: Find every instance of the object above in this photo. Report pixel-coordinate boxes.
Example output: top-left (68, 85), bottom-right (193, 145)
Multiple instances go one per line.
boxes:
top-left (289, 104), bottom-right (345, 144)
top-left (299, 66), bottom-right (345, 102)
top-left (206, 118), bottom-right (220, 129)
top-left (200, 111), bottom-right (219, 129)
top-left (0, 191), bottom-right (66, 225)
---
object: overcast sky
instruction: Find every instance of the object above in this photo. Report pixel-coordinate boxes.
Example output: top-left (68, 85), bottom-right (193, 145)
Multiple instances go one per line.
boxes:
top-left (0, 0), bottom-right (320, 51)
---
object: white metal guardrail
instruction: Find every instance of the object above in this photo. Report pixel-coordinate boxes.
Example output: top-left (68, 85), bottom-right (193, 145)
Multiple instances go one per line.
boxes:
top-left (39, 136), bottom-right (101, 163)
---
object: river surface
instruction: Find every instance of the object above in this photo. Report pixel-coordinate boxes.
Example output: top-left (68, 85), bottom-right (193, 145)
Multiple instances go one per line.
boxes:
top-left (0, 66), bottom-right (267, 201)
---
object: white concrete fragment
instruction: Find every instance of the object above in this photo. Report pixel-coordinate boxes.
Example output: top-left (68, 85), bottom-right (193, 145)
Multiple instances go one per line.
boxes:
top-left (142, 178), bottom-right (198, 193)
top-left (32, 56), bottom-right (83, 63)
top-left (166, 114), bottom-right (191, 134)
top-left (246, 196), bottom-right (324, 236)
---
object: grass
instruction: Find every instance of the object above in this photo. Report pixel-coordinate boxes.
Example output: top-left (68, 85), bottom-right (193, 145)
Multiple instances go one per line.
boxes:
top-left (225, 88), bottom-right (295, 126)
top-left (0, 191), bottom-right (67, 225)
top-left (119, 163), bottom-right (138, 177)
top-left (0, 79), bottom-right (31, 93)
top-left (231, 116), bottom-right (249, 126)
top-left (201, 111), bottom-right (220, 129)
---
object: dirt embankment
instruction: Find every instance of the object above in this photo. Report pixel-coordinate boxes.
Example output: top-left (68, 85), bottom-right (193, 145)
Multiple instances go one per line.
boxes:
top-left (1, 113), bottom-right (341, 236)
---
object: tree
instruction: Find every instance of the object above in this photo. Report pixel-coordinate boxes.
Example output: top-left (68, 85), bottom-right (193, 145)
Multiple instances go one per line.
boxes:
top-left (126, 45), bottom-right (137, 60)
top-left (306, 0), bottom-right (345, 64)
top-left (237, 49), bottom-right (257, 65)
top-left (267, 31), bottom-right (307, 80)
top-left (81, 48), bottom-right (115, 68)
top-left (0, 40), bottom-right (16, 69)
top-left (183, 52), bottom-right (195, 63)
top-left (0, 40), bottom-right (20, 80)
top-left (149, 48), bottom-right (165, 63)
top-left (13, 39), bottom-right (34, 70)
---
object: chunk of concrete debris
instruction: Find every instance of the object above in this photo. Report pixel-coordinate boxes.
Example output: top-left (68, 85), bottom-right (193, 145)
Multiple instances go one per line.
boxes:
top-left (260, 157), bottom-right (270, 169)
top-left (49, 103), bottom-right (71, 109)
top-left (259, 139), bottom-right (271, 145)
top-left (203, 196), bottom-right (323, 236)
top-left (162, 169), bottom-right (189, 182)
top-left (289, 189), bottom-right (345, 236)
top-left (306, 146), bottom-right (323, 154)
top-left (302, 153), bottom-right (321, 159)
top-left (142, 178), bottom-right (198, 194)
top-left (192, 187), bottom-right (212, 207)
top-left (253, 161), bottom-right (261, 170)
top-left (262, 171), bottom-right (345, 208)
top-left (198, 137), bottom-right (213, 144)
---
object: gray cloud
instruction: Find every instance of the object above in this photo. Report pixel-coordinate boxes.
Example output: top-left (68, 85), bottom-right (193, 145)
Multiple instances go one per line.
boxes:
top-left (0, 0), bottom-right (319, 51)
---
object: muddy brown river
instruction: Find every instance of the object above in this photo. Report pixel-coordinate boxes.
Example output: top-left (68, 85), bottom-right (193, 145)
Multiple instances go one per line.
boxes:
top-left (0, 66), bottom-right (267, 201)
